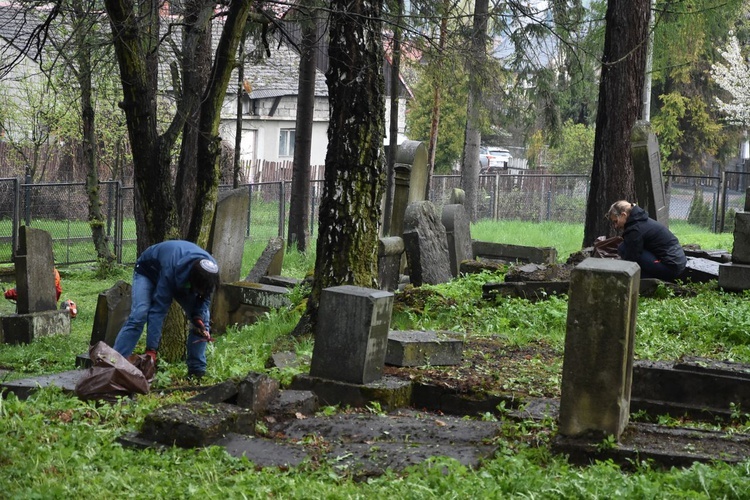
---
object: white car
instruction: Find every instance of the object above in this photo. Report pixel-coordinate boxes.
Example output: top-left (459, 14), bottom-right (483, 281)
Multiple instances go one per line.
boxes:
top-left (486, 147), bottom-right (512, 170)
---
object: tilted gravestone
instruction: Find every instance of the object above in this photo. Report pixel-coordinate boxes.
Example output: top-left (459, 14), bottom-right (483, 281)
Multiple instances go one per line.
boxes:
top-left (631, 121), bottom-right (668, 225)
top-left (207, 187), bottom-right (250, 283)
top-left (309, 285), bottom-right (394, 385)
top-left (441, 204), bottom-right (473, 277)
top-left (559, 258), bottom-right (640, 440)
top-left (402, 201), bottom-right (452, 286)
top-left (75, 280), bottom-right (132, 367)
top-left (388, 140), bottom-right (428, 237)
top-left (245, 238), bottom-right (284, 283)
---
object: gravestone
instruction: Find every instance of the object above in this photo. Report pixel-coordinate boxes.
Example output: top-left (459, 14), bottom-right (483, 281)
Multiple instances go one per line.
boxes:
top-left (402, 201), bottom-right (452, 286)
top-left (211, 282), bottom-right (291, 334)
top-left (450, 188), bottom-right (465, 205)
top-left (245, 238), bottom-right (284, 283)
top-left (75, 280), bottom-right (132, 367)
top-left (377, 236), bottom-right (404, 291)
top-left (559, 258), bottom-right (640, 440)
top-left (631, 121), bottom-right (668, 225)
top-left (207, 187), bottom-right (250, 283)
top-left (441, 204), bottom-right (473, 277)
top-left (15, 226), bottom-right (56, 314)
top-left (388, 141), bottom-right (428, 237)
top-left (719, 212), bottom-right (750, 291)
top-left (309, 285), bottom-right (394, 385)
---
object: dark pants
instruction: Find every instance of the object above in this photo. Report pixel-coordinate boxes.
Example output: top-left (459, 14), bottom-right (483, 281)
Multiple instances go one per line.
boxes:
top-left (618, 243), bottom-right (683, 281)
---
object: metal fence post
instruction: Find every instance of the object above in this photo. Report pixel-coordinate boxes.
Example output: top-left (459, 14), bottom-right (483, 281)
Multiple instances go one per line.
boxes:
top-left (12, 177), bottom-right (20, 258)
top-left (278, 180), bottom-right (286, 238)
top-left (246, 184), bottom-right (253, 238)
top-left (719, 170), bottom-right (727, 233)
top-left (115, 181), bottom-right (123, 264)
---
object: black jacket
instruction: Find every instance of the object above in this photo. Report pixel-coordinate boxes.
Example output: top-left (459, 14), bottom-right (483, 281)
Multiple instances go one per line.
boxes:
top-left (621, 206), bottom-right (686, 269)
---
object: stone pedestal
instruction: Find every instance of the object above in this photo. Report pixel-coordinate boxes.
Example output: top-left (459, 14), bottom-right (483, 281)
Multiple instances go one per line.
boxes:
top-left (1, 309), bottom-right (70, 344)
top-left (559, 258), bottom-right (640, 440)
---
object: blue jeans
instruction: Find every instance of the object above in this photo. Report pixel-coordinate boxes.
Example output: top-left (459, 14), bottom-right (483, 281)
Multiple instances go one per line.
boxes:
top-left (113, 272), bottom-right (208, 374)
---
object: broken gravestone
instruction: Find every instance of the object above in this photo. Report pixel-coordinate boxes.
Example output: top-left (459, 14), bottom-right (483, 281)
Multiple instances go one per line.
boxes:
top-left (558, 258), bottom-right (640, 440)
top-left (402, 201), bottom-right (452, 286)
top-left (75, 280), bottom-right (132, 367)
top-left (208, 187), bottom-right (250, 283)
top-left (441, 204), bottom-right (473, 278)
top-left (378, 236), bottom-right (404, 292)
top-left (245, 237), bottom-right (284, 283)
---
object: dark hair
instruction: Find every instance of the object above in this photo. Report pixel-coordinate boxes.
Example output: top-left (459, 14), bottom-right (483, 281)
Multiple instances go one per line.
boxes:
top-left (190, 259), bottom-right (220, 297)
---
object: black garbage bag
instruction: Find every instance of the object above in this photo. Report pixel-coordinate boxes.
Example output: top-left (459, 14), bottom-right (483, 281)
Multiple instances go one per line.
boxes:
top-left (75, 342), bottom-right (151, 402)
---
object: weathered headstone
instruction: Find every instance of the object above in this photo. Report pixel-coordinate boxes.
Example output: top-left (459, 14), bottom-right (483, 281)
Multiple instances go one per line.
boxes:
top-left (207, 187), bottom-right (250, 283)
top-left (441, 204), bottom-right (473, 277)
top-left (15, 226), bottom-right (56, 314)
top-left (402, 201), bottom-right (452, 286)
top-left (377, 236), bottom-right (404, 291)
top-left (449, 188), bottom-right (465, 205)
top-left (76, 280), bottom-right (132, 367)
top-left (388, 140), bottom-right (428, 237)
top-left (309, 285), bottom-right (394, 385)
top-left (559, 258), bottom-right (640, 440)
top-left (211, 282), bottom-right (291, 334)
top-left (245, 238), bottom-right (284, 283)
top-left (631, 121), bottom-right (668, 225)
top-left (719, 212), bottom-right (750, 291)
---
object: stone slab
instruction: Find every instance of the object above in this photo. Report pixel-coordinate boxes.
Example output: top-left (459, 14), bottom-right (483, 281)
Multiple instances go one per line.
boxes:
top-left (718, 262), bottom-right (750, 292)
top-left (402, 201), bottom-right (452, 286)
top-left (385, 330), bottom-right (463, 367)
top-left (14, 226), bottom-right (56, 314)
top-left (211, 282), bottom-right (291, 334)
top-left (1, 309), bottom-right (70, 344)
top-left (267, 390), bottom-right (319, 417)
top-left (139, 401), bottom-right (256, 448)
top-left (289, 374), bottom-right (412, 411)
top-left (258, 275), bottom-right (301, 289)
top-left (237, 372), bottom-right (280, 412)
top-left (472, 240), bottom-right (557, 265)
top-left (679, 257), bottom-right (719, 284)
top-left (0, 369), bottom-right (84, 400)
top-left (554, 422), bottom-right (750, 467)
top-left (482, 281), bottom-right (570, 302)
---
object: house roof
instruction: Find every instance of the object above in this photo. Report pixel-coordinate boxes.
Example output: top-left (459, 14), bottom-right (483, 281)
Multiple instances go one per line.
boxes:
top-left (0, 4), bottom-right (48, 67)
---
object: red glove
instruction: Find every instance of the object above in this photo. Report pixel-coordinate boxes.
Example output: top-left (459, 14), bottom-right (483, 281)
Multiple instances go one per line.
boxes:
top-left (192, 317), bottom-right (214, 343)
top-left (4, 288), bottom-right (17, 301)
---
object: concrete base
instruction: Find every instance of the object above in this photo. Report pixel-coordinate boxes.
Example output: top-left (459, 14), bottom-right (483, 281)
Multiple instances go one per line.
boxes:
top-left (289, 373), bottom-right (412, 410)
top-left (1, 309), bottom-right (70, 344)
top-left (718, 262), bottom-right (750, 292)
top-left (385, 330), bottom-right (463, 367)
top-left (139, 401), bottom-right (256, 448)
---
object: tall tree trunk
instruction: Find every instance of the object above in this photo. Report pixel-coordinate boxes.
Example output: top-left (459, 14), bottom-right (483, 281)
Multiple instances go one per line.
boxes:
top-left (300, 0), bottom-right (386, 334)
top-left (460, 0), bottom-right (488, 222)
top-left (176, 0), bottom-right (214, 239)
top-left (426, 0), bottom-right (449, 196)
top-left (72, 0), bottom-right (115, 265)
top-left (288, 8), bottom-right (319, 252)
top-left (582, 0), bottom-right (649, 247)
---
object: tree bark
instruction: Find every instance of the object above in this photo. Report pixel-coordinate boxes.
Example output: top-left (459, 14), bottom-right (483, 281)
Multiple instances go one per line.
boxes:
top-left (301, 0), bottom-right (386, 333)
top-left (460, 0), bottom-right (488, 222)
top-left (288, 8), bottom-right (319, 252)
top-left (382, 0), bottom-right (403, 234)
top-left (582, 0), bottom-right (650, 247)
top-left (426, 1), bottom-right (449, 197)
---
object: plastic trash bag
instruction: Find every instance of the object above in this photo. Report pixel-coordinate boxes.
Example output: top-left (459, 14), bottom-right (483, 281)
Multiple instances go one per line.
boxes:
top-left (75, 341), bottom-right (152, 402)
top-left (593, 236), bottom-right (624, 260)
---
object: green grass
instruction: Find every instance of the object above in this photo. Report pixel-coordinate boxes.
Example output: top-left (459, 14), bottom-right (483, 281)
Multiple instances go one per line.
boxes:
top-left (1, 220), bottom-right (749, 497)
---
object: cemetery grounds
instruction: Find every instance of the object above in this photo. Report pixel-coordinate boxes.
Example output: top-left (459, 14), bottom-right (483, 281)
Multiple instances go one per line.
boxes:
top-left (0, 220), bottom-right (749, 498)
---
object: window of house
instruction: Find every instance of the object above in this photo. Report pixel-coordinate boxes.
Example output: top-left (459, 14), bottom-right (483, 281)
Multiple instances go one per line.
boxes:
top-left (279, 129), bottom-right (295, 157)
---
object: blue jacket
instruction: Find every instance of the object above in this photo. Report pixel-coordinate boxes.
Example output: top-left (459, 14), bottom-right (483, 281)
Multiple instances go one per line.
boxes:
top-left (135, 240), bottom-right (217, 335)
top-left (621, 206), bottom-right (686, 270)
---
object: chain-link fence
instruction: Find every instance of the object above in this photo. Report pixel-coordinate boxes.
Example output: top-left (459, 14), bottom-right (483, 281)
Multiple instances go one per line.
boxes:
top-left (0, 172), bottom-right (745, 266)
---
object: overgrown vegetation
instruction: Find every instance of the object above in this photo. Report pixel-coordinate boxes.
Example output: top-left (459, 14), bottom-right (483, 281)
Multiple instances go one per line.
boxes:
top-left (1, 221), bottom-right (749, 497)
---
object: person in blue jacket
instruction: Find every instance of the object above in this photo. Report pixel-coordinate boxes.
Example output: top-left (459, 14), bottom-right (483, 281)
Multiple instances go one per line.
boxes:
top-left (607, 200), bottom-right (686, 281)
top-left (113, 240), bottom-right (220, 379)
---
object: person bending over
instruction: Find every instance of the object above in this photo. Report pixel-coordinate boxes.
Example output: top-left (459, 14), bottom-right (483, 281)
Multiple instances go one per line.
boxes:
top-left (607, 200), bottom-right (686, 281)
top-left (113, 240), bottom-right (220, 379)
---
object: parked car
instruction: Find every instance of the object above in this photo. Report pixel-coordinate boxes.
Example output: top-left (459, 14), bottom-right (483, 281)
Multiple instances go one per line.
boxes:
top-left (486, 147), bottom-right (512, 170)
top-left (479, 146), bottom-right (490, 170)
